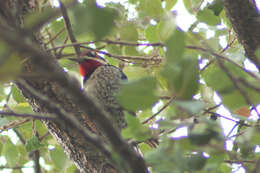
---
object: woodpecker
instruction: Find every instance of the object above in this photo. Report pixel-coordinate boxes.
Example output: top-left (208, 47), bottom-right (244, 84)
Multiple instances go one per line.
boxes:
top-left (71, 50), bottom-right (127, 130)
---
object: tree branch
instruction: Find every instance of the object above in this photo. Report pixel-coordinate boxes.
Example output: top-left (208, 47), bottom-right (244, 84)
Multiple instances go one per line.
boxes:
top-left (224, 0), bottom-right (260, 70)
top-left (0, 111), bottom-right (56, 120)
top-left (59, 1), bottom-right (81, 57)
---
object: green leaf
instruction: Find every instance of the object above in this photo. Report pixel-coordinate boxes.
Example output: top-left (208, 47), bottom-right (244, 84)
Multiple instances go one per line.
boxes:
top-left (117, 77), bottom-right (158, 111)
top-left (139, 143), bottom-right (152, 155)
top-left (0, 117), bottom-right (9, 126)
top-left (174, 100), bottom-right (205, 115)
top-left (165, 0), bottom-right (178, 10)
top-left (122, 113), bottom-right (151, 141)
top-left (106, 44), bottom-right (122, 55)
top-left (188, 122), bottom-right (222, 146)
top-left (2, 140), bottom-right (19, 167)
top-left (66, 164), bottom-right (77, 173)
top-left (124, 47), bottom-right (139, 56)
top-left (202, 62), bottom-right (260, 110)
top-left (165, 28), bottom-right (185, 63)
top-left (17, 121), bottom-right (33, 139)
top-left (24, 7), bottom-right (57, 30)
top-left (72, 3), bottom-right (116, 40)
top-left (208, 0), bottom-right (224, 16)
top-left (129, 0), bottom-right (138, 4)
top-left (205, 152), bottom-right (225, 170)
top-left (49, 19), bottom-right (67, 45)
top-left (160, 57), bottom-right (199, 99)
top-left (145, 25), bottom-right (159, 42)
top-left (183, 0), bottom-right (202, 14)
top-left (140, 0), bottom-right (163, 18)
top-left (197, 9), bottom-right (221, 26)
top-left (12, 103), bottom-right (33, 114)
top-left (0, 84), bottom-right (6, 101)
top-left (120, 23), bottom-right (138, 41)
top-left (158, 16), bottom-right (176, 42)
top-left (25, 136), bottom-right (44, 152)
top-left (186, 152), bottom-right (207, 171)
top-left (12, 86), bottom-right (26, 103)
top-left (50, 146), bottom-right (69, 170)
top-left (145, 141), bottom-right (187, 173)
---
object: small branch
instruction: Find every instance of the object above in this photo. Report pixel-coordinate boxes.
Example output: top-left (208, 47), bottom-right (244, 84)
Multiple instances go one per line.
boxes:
top-left (32, 129), bottom-right (41, 173)
top-left (13, 128), bottom-right (26, 145)
top-left (59, 1), bottom-right (81, 57)
top-left (0, 166), bottom-right (32, 170)
top-left (0, 111), bottom-right (56, 120)
top-left (28, 0), bottom-right (78, 32)
top-left (47, 40), bottom-right (165, 51)
top-left (251, 156), bottom-right (260, 173)
top-left (208, 112), bottom-right (244, 124)
top-left (238, 78), bottom-right (260, 93)
top-left (45, 27), bottom-right (66, 46)
top-left (142, 96), bottom-right (175, 124)
top-left (0, 118), bottom-right (30, 132)
top-left (217, 59), bottom-right (252, 106)
top-left (79, 46), bottom-right (162, 63)
top-left (39, 132), bottom-right (50, 141)
top-left (101, 39), bottom-right (165, 47)
top-left (226, 122), bottom-right (239, 137)
top-left (203, 103), bottom-right (222, 114)
top-left (224, 160), bottom-right (256, 164)
top-left (187, 45), bottom-right (260, 80)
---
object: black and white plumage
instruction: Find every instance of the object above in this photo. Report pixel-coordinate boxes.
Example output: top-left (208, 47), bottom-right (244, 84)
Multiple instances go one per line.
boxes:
top-left (73, 50), bottom-right (127, 130)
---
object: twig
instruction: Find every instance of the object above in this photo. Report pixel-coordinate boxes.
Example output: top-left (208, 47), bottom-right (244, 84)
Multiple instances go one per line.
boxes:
top-left (200, 59), bottom-right (215, 72)
top-left (59, 1), bottom-right (81, 57)
top-left (251, 156), bottom-right (260, 173)
top-left (0, 166), bottom-right (32, 170)
top-left (13, 128), bottom-right (26, 145)
top-left (80, 46), bottom-right (162, 63)
top-left (47, 40), bottom-right (165, 51)
top-left (203, 103), bottom-right (222, 114)
top-left (208, 112), bottom-right (243, 124)
top-left (0, 118), bottom-right (30, 132)
top-left (0, 111), bottom-right (56, 120)
top-left (45, 27), bottom-right (66, 45)
top-left (238, 78), bottom-right (260, 92)
top-left (224, 160), bottom-right (256, 164)
top-left (142, 96), bottom-right (175, 124)
top-left (39, 132), bottom-right (50, 141)
top-left (27, 0), bottom-right (78, 32)
top-left (101, 40), bottom-right (164, 47)
top-left (227, 122), bottom-right (239, 137)
top-left (57, 36), bottom-right (69, 57)
top-left (217, 59), bottom-right (252, 106)
top-left (32, 127), bottom-right (41, 173)
top-left (227, 131), bottom-right (245, 139)
top-left (187, 45), bottom-right (260, 80)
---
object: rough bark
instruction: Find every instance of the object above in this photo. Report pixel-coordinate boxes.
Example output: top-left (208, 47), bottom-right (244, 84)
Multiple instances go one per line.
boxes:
top-left (0, 1), bottom-right (129, 173)
top-left (0, 2), bottom-right (109, 173)
top-left (224, 0), bottom-right (260, 69)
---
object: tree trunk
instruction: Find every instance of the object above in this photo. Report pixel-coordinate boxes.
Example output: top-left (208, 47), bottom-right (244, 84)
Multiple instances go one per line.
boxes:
top-left (0, 1), bottom-right (116, 172)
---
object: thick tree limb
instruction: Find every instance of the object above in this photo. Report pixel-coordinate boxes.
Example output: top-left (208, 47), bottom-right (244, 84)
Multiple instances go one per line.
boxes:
top-left (0, 2), bottom-right (147, 172)
top-left (224, 0), bottom-right (260, 70)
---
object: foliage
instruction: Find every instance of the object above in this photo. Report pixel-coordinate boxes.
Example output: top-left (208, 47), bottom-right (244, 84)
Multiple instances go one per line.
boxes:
top-left (0, 0), bottom-right (259, 172)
